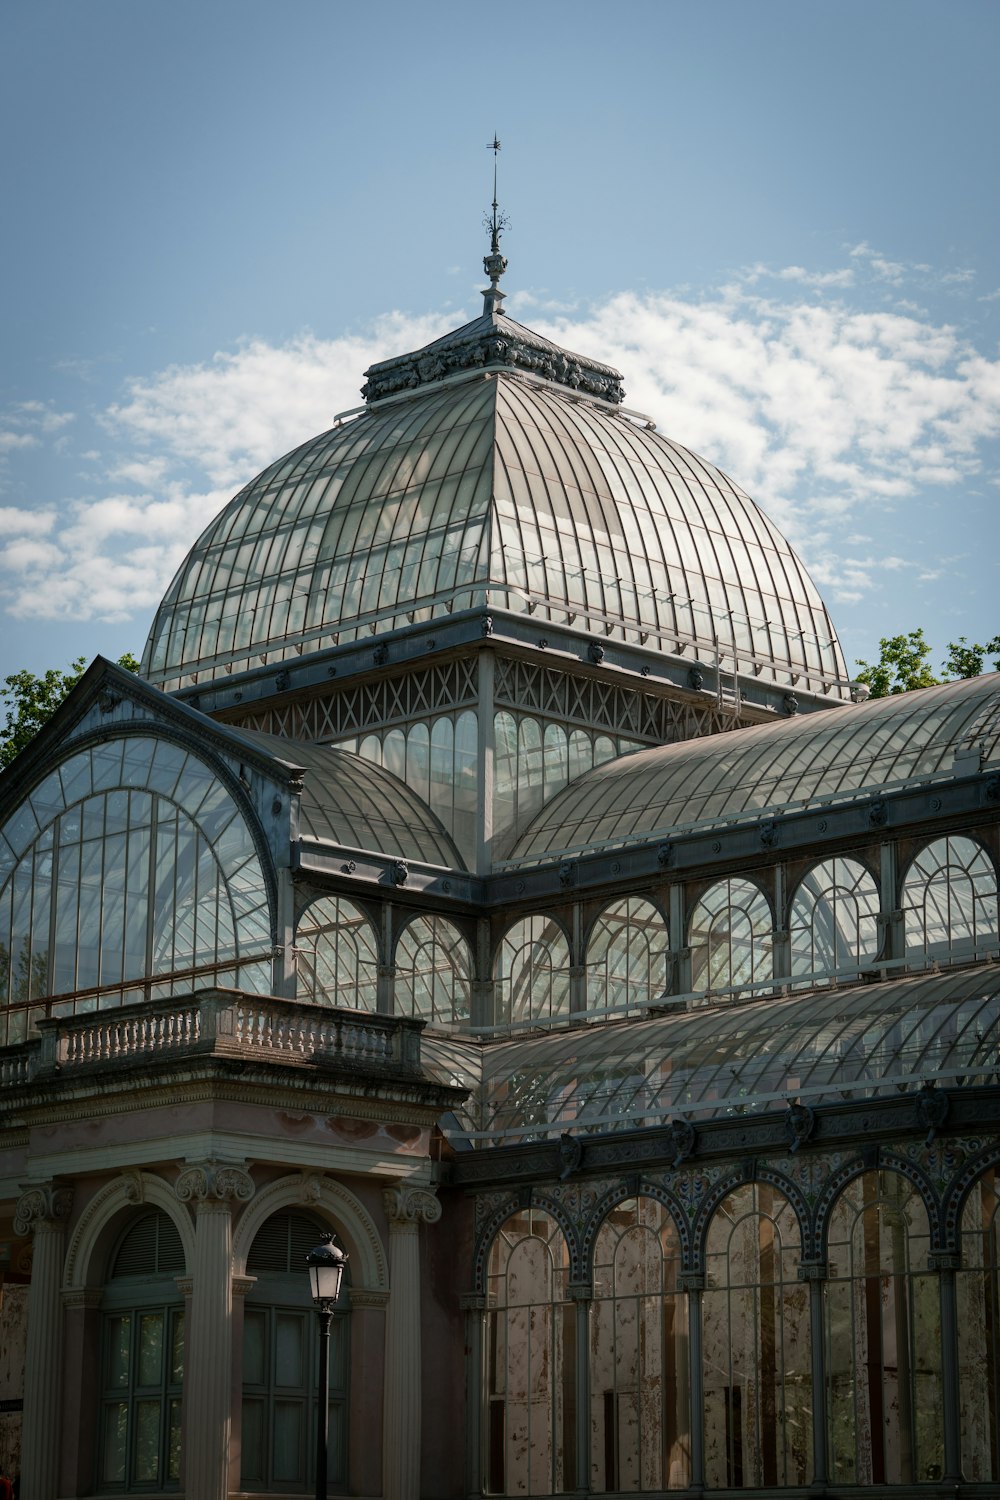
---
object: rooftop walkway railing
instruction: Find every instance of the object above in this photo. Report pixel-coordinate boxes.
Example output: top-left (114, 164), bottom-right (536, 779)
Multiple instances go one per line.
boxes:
top-left (0, 988), bottom-right (425, 1088)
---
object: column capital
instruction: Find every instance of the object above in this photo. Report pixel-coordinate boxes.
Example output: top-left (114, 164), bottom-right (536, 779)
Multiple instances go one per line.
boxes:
top-left (175, 1159), bottom-right (255, 1206)
top-left (797, 1260), bottom-right (829, 1282)
top-left (927, 1250), bottom-right (962, 1272)
top-left (15, 1182), bottom-right (73, 1236)
top-left (383, 1183), bottom-right (441, 1229)
top-left (459, 1292), bottom-right (488, 1311)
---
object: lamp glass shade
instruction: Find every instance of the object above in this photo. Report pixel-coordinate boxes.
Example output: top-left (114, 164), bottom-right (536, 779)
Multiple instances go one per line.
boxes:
top-left (306, 1238), bottom-right (348, 1305)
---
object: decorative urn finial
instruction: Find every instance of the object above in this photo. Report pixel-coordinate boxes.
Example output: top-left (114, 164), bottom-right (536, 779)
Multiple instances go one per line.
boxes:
top-left (482, 134), bottom-right (509, 316)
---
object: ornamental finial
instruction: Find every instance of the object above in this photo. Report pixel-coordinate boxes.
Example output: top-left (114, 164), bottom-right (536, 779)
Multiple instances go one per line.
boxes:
top-left (482, 134), bottom-right (508, 316)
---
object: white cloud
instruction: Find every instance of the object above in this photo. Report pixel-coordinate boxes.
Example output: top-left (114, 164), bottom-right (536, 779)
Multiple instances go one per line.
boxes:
top-left (0, 506), bottom-right (55, 538)
top-left (2, 270), bottom-right (999, 626)
top-left (0, 432), bottom-right (38, 453)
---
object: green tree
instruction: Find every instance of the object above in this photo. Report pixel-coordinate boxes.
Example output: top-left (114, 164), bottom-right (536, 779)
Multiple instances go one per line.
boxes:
top-left (854, 629), bottom-right (939, 697)
top-left (856, 629), bottom-right (1000, 698)
top-left (0, 652), bottom-right (140, 769)
top-left (941, 634), bottom-right (1000, 681)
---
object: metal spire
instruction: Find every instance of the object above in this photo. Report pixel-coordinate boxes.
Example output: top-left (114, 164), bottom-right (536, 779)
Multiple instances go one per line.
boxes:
top-left (482, 134), bottom-right (508, 317)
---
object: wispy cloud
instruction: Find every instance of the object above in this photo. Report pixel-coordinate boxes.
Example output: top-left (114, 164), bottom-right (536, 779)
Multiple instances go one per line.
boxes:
top-left (0, 266), bottom-right (997, 629)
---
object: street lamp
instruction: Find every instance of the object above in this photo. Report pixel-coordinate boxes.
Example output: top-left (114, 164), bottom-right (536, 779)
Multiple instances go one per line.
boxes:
top-left (306, 1233), bottom-right (348, 1500)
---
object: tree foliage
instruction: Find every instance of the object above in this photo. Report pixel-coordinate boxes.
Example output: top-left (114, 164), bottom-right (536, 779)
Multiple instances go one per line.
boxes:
top-left (0, 653), bottom-right (140, 769)
top-left (855, 629), bottom-right (1000, 698)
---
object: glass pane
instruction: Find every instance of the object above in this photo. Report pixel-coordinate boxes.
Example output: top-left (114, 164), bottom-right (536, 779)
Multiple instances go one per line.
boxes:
top-left (101, 1402), bottom-right (128, 1484)
top-left (273, 1400), bottom-right (305, 1482)
top-left (243, 1309), bottom-right (266, 1386)
top-left (137, 1312), bottom-right (164, 1387)
top-left (133, 1399), bottom-right (161, 1482)
top-left (241, 1399), bottom-right (265, 1483)
top-left (168, 1397), bottom-right (183, 1481)
top-left (106, 1314), bottom-right (130, 1388)
top-left (170, 1310), bottom-right (184, 1384)
top-left (275, 1312), bottom-right (305, 1387)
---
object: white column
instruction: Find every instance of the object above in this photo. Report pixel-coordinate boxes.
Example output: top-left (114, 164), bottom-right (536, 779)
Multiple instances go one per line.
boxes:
top-left (382, 1185), bottom-right (441, 1500)
top-left (16, 1183), bottom-right (73, 1500)
top-left (175, 1161), bottom-right (255, 1500)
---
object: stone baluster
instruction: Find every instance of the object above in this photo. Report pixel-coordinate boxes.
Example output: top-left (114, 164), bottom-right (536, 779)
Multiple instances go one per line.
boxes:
top-left (175, 1161), bottom-right (255, 1500)
top-left (16, 1182), bottom-right (73, 1500)
top-left (382, 1184), bottom-right (441, 1500)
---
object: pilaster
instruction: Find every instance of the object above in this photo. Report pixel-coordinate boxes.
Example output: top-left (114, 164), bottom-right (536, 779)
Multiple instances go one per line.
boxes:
top-left (175, 1161), bottom-right (254, 1500)
top-left (16, 1182), bottom-right (73, 1500)
top-left (382, 1184), bottom-right (441, 1500)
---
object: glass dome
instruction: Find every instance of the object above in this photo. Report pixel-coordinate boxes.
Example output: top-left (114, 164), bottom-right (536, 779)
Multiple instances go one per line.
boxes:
top-left (142, 327), bottom-right (848, 697)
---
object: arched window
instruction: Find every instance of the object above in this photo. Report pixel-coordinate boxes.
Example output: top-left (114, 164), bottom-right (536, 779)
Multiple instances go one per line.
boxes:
top-left (241, 1210), bottom-right (349, 1492)
top-left (590, 1197), bottom-right (689, 1490)
top-left (394, 915), bottom-right (472, 1025)
top-left (485, 1208), bottom-right (574, 1495)
top-left (295, 896), bottom-right (377, 1010)
top-left (958, 1166), bottom-right (1000, 1481)
top-left (99, 1209), bottom-right (185, 1490)
top-left (825, 1170), bottom-right (942, 1485)
top-left (903, 835), bottom-right (999, 962)
top-left (586, 898), bottom-right (669, 1017)
top-left (703, 1183), bottom-right (810, 1488)
top-left (689, 878), bottom-right (772, 998)
top-left (494, 916), bottom-right (571, 1026)
top-left (0, 737), bottom-right (272, 1042)
top-left (790, 857), bottom-right (880, 983)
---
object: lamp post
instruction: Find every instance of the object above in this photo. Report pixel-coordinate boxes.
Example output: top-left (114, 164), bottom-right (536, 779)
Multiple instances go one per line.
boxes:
top-left (306, 1233), bottom-right (349, 1500)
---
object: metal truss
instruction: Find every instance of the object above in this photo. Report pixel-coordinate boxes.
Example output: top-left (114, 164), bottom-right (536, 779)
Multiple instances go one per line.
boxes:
top-left (227, 658), bottom-right (479, 740)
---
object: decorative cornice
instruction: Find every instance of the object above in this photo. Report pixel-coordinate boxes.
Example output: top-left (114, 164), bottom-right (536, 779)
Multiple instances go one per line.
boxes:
top-left (175, 1160), bottom-right (255, 1205)
top-left (382, 1183), bottom-right (442, 1228)
top-left (349, 1288), bottom-right (390, 1310)
top-left (361, 323), bottom-right (625, 407)
top-left (14, 1183), bottom-right (73, 1235)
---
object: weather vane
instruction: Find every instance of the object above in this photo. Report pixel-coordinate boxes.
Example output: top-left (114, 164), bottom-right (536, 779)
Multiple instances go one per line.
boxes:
top-left (482, 135), bottom-right (509, 315)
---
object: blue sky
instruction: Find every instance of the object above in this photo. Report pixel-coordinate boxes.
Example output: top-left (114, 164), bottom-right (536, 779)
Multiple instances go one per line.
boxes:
top-left (1, 0), bottom-right (998, 685)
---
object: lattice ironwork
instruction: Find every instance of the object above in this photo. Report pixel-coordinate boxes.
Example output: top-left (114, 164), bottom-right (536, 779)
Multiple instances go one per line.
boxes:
top-left (227, 658), bottom-right (478, 740)
top-left (494, 656), bottom-right (749, 743)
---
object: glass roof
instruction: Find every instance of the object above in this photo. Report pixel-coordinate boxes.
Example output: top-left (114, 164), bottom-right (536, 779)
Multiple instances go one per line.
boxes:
top-left (510, 672), bottom-right (1000, 861)
top-left (238, 730), bottom-right (464, 868)
top-left (423, 965), bottom-right (1000, 1144)
top-left (143, 354), bottom-right (847, 696)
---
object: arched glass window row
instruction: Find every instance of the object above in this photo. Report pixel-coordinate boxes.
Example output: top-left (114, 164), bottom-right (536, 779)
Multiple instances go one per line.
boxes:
top-left (903, 835), bottom-right (999, 965)
top-left (689, 878), bottom-right (773, 1000)
top-left (394, 914), bottom-right (472, 1026)
top-left (295, 896), bottom-right (378, 1011)
top-left (586, 897), bottom-right (669, 1018)
top-left (789, 856), bottom-right (880, 985)
top-left (494, 915), bottom-right (571, 1028)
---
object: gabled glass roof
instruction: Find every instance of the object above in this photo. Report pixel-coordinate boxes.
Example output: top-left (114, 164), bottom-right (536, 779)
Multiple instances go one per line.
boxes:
top-left (238, 730), bottom-right (464, 868)
top-left (143, 337), bottom-right (847, 696)
top-left (424, 965), bottom-right (1000, 1143)
top-left (510, 672), bottom-right (1000, 861)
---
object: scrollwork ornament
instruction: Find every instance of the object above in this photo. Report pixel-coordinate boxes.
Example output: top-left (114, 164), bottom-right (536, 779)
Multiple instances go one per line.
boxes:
top-left (383, 1184), bottom-right (442, 1227)
top-left (175, 1161), bottom-right (255, 1205)
top-left (15, 1184), bottom-right (73, 1236)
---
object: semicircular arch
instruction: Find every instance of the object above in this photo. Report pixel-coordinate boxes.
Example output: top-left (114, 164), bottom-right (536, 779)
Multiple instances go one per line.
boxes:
top-left (232, 1174), bottom-right (387, 1292)
top-left (64, 1172), bottom-right (196, 1289)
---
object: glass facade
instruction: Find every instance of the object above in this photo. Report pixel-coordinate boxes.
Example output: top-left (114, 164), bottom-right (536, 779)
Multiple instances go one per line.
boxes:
top-left (903, 834), bottom-right (999, 962)
top-left (394, 914), bottom-right (472, 1026)
top-left (510, 674), bottom-right (1000, 861)
top-left (494, 916), bottom-right (572, 1026)
top-left (590, 1198), bottom-right (689, 1490)
top-left (689, 878), bottom-right (773, 999)
top-left (0, 736), bottom-right (272, 1039)
top-left (586, 898), bottom-right (669, 1017)
top-left (485, 1209), bottom-right (575, 1495)
top-left (336, 711), bottom-right (478, 866)
top-left (295, 895), bottom-right (378, 1010)
top-left (826, 1171), bottom-right (942, 1485)
top-left (790, 856), bottom-right (880, 983)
